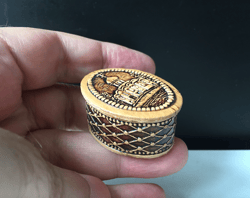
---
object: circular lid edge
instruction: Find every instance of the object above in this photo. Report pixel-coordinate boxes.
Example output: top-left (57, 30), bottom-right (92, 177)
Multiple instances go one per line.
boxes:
top-left (80, 68), bottom-right (183, 123)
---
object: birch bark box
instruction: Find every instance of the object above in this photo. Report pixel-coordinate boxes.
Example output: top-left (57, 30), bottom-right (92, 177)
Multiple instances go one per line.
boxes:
top-left (80, 68), bottom-right (183, 158)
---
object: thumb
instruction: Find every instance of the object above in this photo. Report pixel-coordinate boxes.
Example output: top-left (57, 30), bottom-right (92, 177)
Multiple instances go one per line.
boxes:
top-left (0, 128), bottom-right (111, 198)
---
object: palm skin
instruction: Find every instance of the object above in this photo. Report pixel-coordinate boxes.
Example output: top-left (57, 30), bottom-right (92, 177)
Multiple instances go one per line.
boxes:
top-left (0, 27), bottom-right (188, 198)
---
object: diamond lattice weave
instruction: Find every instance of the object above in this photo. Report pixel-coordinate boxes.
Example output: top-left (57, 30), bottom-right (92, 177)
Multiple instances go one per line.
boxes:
top-left (86, 104), bottom-right (177, 157)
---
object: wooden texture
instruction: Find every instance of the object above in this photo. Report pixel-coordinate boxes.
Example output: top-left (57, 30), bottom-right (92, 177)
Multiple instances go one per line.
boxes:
top-left (81, 68), bottom-right (183, 123)
top-left (81, 68), bottom-right (183, 158)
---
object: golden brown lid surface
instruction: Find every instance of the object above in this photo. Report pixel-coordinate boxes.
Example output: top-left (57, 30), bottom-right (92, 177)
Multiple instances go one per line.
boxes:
top-left (81, 68), bottom-right (183, 123)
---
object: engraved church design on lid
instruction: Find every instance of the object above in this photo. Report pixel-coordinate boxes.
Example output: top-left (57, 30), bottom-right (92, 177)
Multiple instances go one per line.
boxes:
top-left (88, 69), bottom-right (175, 111)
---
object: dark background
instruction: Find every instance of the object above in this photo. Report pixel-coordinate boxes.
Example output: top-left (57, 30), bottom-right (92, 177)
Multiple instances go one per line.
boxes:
top-left (1, 0), bottom-right (250, 149)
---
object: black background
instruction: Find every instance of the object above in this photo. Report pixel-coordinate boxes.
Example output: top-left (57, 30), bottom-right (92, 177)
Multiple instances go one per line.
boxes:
top-left (1, 0), bottom-right (250, 149)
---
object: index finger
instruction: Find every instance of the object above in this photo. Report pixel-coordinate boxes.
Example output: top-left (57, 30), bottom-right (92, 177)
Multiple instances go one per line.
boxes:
top-left (0, 27), bottom-right (155, 91)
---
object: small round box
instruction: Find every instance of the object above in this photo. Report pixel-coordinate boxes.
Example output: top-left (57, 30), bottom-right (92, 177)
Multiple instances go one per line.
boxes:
top-left (80, 68), bottom-right (183, 158)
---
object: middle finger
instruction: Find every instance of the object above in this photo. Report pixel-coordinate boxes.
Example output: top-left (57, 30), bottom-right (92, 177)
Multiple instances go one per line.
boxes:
top-left (27, 129), bottom-right (188, 180)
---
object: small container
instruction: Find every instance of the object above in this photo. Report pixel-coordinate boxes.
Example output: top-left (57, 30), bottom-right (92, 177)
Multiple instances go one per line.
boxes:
top-left (80, 68), bottom-right (183, 158)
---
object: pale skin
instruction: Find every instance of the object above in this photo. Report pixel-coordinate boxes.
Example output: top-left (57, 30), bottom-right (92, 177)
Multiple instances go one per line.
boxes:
top-left (0, 27), bottom-right (188, 198)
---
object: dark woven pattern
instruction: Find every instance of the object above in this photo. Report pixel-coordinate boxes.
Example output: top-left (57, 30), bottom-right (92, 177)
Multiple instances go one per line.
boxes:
top-left (86, 104), bottom-right (177, 156)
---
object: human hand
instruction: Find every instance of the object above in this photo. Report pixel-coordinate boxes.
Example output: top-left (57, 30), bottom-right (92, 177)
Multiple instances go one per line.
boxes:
top-left (0, 27), bottom-right (188, 198)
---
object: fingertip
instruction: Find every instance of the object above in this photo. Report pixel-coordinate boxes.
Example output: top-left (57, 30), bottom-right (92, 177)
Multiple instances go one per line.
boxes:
top-left (171, 137), bottom-right (189, 174)
top-left (108, 183), bottom-right (166, 198)
top-left (80, 174), bottom-right (111, 198)
top-left (58, 168), bottom-right (91, 198)
top-left (102, 42), bottom-right (156, 74)
top-left (133, 49), bottom-right (156, 74)
top-left (59, 169), bottom-right (112, 198)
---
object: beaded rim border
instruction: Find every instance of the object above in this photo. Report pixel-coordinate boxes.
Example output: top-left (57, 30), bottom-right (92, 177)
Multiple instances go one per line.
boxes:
top-left (88, 105), bottom-right (174, 127)
top-left (87, 68), bottom-right (175, 111)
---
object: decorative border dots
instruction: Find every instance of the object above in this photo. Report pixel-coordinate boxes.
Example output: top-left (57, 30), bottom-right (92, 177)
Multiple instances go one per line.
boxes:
top-left (87, 68), bottom-right (175, 111)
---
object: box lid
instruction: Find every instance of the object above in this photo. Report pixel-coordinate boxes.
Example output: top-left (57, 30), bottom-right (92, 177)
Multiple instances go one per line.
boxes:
top-left (80, 68), bottom-right (183, 123)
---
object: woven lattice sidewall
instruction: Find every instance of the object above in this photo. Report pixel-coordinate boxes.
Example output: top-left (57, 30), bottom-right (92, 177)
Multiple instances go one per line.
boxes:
top-left (86, 103), bottom-right (177, 158)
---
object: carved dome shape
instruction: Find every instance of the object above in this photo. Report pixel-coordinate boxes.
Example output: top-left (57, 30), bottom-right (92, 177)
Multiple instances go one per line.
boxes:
top-left (87, 68), bottom-right (176, 111)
